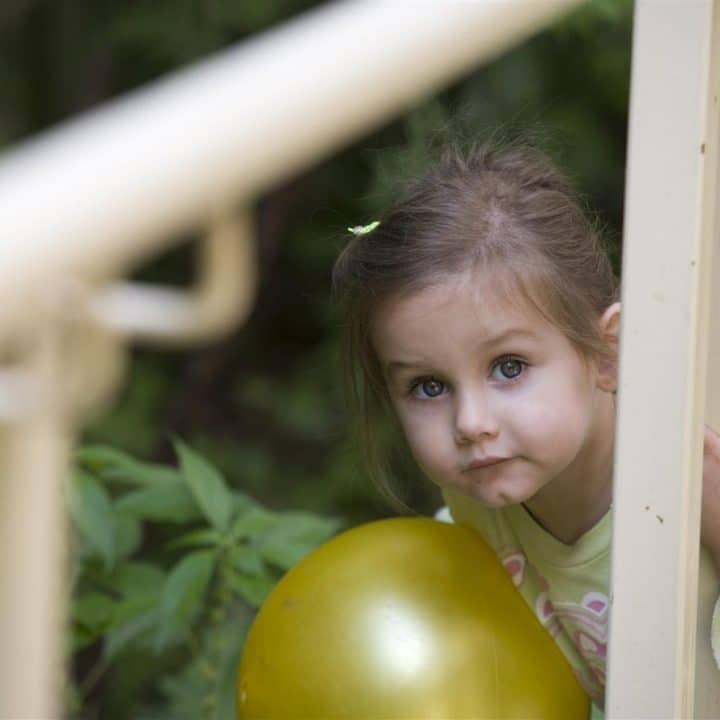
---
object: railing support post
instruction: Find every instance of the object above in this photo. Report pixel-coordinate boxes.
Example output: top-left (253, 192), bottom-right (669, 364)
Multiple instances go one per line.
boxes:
top-left (0, 420), bottom-right (73, 718)
top-left (607, 1), bottom-right (720, 716)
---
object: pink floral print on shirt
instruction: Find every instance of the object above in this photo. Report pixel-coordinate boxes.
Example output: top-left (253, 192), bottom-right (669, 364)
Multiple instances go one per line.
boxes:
top-left (500, 548), bottom-right (608, 706)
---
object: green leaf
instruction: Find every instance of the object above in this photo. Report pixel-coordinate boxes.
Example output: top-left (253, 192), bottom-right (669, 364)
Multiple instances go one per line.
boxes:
top-left (73, 563), bottom-right (166, 652)
top-left (66, 681), bottom-right (83, 715)
top-left (282, 512), bottom-right (342, 541)
top-left (110, 596), bottom-right (156, 629)
top-left (215, 616), bottom-right (252, 720)
top-left (113, 514), bottom-right (142, 559)
top-left (72, 592), bottom-right (116, 649)
top-left (72, 592), bottom-right (115, 628)
top-left (174, 439), bottom-right (232, 532)
top-left (259, 541), bottom-right (313, 570)
top-left (232, 490), bottom-right (258, 515)
top-left (76, 444), bottom-right (137, 472)
top-left (107, 564), bottom-right (165, 633)
top-left (259, 512), bottom-right (341, 570)
top-left (104, 609), bottom-right (162, 662)
top-left (228, 571), bottom-right (275, 608)
top-left (231, 507), bottom-right (278, 540)
top-left (158, 658), bottom-right (209, 720)
top-left (77, 444), bottom-right (179, 485)
top-left (112, 561), bottom-right (165, 599)
top-left (103, 464), bottom-right (180, 486)
top-left (155, 550), bottom-right (216, 651)
top-left (115, 483), bottom-right (201, 523)
top-left (72, 623), bottom-right (98, 652)
top-left (228, 545), bottom-right (265, 576)
top-left (69, 471), bottom-right (115, 571)
top-left (166, 528), bottom-right (223, 551)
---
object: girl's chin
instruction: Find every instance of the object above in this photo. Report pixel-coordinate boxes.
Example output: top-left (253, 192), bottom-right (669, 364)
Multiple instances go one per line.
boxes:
top-left (470, 491), bottom-right (521, 509)
top-left (434, 469), bottom-right (543, 508)
top-left (465, 479), bottom-right (538, 509)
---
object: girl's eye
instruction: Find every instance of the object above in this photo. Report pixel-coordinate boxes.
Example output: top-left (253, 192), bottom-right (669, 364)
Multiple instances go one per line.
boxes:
top-left (493, 358), bottom-right (525, 380)
top-left (412, 378), bottom-right (446, 399)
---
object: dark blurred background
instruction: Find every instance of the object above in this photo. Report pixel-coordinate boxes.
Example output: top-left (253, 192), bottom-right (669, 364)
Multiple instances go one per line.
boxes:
top-left (1, 0), bottom-right (632, 716)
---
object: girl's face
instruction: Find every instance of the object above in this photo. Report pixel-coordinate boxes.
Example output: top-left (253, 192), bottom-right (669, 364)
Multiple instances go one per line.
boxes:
top-left (371, 271), bottom-right (614, 510)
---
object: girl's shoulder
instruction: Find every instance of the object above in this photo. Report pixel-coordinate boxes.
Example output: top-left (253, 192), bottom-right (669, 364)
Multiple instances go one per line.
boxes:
top-left (440, 488), bottom-right (612, 569)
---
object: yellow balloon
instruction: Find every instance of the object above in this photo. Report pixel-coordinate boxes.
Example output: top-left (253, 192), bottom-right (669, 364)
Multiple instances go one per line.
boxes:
top-left (236, 518), bottom-right (589, 719)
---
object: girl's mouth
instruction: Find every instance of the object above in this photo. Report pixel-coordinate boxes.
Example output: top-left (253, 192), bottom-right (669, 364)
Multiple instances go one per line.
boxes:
top-left (464, 456), bottom-right (508, 471)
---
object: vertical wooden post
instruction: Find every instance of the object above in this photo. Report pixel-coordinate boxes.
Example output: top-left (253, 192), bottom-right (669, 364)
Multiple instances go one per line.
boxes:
top-left (606, 1), bottom-right (720, 717)
top-left (694, 15), bottom-right (720, 704)
top-left (0, 420), bottom-right (71, 718)
top-left (0, 288), bottom-right (127, 718)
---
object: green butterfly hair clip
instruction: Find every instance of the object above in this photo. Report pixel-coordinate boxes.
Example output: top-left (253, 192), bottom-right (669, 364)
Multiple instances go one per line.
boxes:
top-left (347, 220), bottom-right (380, 236)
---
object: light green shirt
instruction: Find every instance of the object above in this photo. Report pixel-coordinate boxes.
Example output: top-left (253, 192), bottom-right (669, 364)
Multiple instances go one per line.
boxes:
top-left (442, 488), bottom-right (610, 711)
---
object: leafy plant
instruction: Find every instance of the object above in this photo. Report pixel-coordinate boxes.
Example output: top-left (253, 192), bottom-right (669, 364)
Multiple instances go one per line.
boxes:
top-left (68, 439), bottom-right (342, 719)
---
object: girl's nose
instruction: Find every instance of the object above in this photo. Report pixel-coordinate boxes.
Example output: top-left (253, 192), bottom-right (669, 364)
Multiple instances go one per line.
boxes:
top-left (453, 388), bottom-right (499, 444)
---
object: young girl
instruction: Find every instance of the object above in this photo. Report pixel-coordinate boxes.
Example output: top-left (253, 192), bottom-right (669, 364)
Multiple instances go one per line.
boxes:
top-left (332, 141), bottom-right (720, 711)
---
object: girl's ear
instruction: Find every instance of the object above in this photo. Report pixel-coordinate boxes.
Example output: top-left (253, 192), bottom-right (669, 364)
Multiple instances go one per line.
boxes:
top-left (596, 302), bottom-right (621, 392)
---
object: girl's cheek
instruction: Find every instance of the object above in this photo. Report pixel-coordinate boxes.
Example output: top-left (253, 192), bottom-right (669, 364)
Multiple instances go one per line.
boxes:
top-left (397, 401), bottom-right (438, 431)
top-left (402, 417), bottom-right (433, 451)
top-left (521, 398), bottom-right (560, 425)
top-left (401, 413), bottom-right (445, 460)
top-left (520, 379), bottom-right (582, 420)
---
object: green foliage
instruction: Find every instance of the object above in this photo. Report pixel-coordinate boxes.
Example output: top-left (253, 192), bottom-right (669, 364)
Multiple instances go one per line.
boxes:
top-left (175, 438), bottom-right (233, 533)
top-left (79, 356), bottom-right (175, 458)
top-left (69, 442), bottom-right (342, 719)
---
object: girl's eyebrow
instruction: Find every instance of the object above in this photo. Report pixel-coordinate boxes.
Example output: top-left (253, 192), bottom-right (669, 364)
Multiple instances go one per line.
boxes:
top-left (483, 327), bottom-right (539, 346)
top-left (385, 360), bottom-right (426, 377)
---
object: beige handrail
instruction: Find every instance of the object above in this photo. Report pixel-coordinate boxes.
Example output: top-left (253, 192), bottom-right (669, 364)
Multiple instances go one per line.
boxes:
top-left (0, 0), bottom-right (583, 302)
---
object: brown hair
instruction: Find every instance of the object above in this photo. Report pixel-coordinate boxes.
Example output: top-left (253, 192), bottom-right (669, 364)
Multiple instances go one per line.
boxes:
top-left (332, 140), bottom-right (619, 505)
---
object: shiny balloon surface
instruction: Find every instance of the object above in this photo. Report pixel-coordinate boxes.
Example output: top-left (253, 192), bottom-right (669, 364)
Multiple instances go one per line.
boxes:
top-left (237, 518), bottom-right (589, 719)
